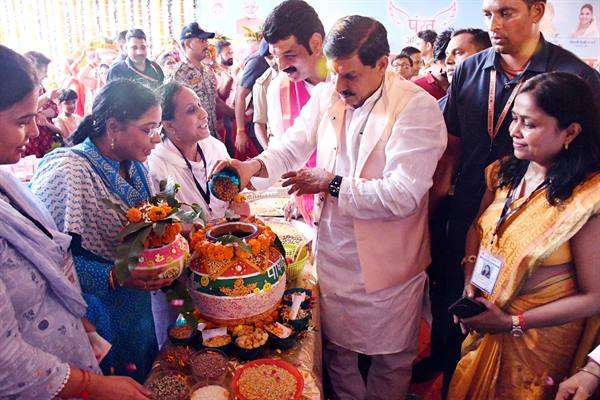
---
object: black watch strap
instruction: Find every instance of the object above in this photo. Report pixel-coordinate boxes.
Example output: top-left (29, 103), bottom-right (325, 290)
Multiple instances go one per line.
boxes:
top-left (328, 175), bottom-right (343, 198)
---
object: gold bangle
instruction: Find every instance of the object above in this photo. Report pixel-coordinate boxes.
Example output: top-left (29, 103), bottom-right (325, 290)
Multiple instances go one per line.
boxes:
top-left (460, 255), bottom-right (477, 268)
top-left (579, 367), bottom-right (600, 380)
top-left (253, 158), bottom-right (266, 176)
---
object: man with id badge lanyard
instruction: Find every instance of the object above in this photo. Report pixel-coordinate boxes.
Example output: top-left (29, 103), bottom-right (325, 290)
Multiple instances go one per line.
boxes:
top-left (447, 72), bottom-right (600, 400)
top-left (434, 0), bottom-right (600, 392)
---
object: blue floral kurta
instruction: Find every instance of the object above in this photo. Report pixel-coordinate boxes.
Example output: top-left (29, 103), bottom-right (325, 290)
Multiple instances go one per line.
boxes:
top-left (31, 138), bottom-right (170, 382)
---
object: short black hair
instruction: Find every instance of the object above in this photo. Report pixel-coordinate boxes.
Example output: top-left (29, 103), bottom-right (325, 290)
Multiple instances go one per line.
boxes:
top-left (70, 79), bottom-right (158, 145)
top-left (433, 29), bottom-right (453, 61)
top-left (216, 40), bottom-right (231, 54)
top-left (0, 45), bottom-right (39, 112)
top-left (157, 81), bottom-right (183, 122)
top-left (417, 30), bottom-right (437, 45)
top-left (324, 16), bottom-right (389, 67)
top-left (523, 0), bottom-right (546, 6)
top-left (116, 30), bottom-right (128, 45)
top-left (401, 46), bottom-right (421, 56)
top-left (393, 53), bottom-right (413, 67)
top-left (452, 28), bottom-right (492, 51)
top-left (126, 29), bottom-right (147, 41)
top-left (24, 51), bottom-right (51, 67)
top-left (263, 0), bottom-right (325, 55)
top-left (58, 89), bottom-right (78, 103)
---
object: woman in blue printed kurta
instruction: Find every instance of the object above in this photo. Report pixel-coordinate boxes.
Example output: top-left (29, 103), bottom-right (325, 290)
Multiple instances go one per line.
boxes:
top-left (31, 79), bottom-right (174, 382)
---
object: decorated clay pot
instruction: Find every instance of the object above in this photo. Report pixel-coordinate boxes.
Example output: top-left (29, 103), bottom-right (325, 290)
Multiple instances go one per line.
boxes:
top-left (187, 221), bottom-right (286, 325)
top-left (131, 234), bottom-right (189, 280)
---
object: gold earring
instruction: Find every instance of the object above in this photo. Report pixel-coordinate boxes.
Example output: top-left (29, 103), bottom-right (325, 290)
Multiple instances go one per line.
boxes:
top-left (110, 139), bottom-right (116, 150)
top-left (564, 142), bottom-right (569, 150)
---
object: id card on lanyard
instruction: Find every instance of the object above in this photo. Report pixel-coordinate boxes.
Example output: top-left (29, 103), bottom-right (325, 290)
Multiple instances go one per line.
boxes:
top-left (471, 70), bottom-right (530, 295)
top-left (471, 179), bottom-right (547, 294)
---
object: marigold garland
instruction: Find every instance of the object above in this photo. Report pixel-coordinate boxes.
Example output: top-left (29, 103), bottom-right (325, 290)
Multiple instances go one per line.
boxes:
top-left (190, 219), bottom-right (276, 263)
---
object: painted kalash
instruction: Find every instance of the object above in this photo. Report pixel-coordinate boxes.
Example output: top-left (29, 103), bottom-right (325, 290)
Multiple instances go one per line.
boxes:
top-left (187, 217), bottom-right (287, 326)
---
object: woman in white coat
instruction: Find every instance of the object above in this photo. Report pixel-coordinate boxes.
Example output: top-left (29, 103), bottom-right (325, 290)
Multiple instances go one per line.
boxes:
top-left (149, 82), bottom-right (249, 221)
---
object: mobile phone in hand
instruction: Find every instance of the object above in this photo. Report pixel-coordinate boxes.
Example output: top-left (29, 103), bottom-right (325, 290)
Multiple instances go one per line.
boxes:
top-left (448, 296), bottom-right (487, 319)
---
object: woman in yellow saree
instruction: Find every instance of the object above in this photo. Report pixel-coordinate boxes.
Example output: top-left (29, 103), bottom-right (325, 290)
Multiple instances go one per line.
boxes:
top-left (448, 72), bottom-right (600, 400)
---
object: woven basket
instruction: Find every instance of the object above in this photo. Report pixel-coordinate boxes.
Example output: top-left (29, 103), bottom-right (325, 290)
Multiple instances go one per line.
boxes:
top-left (283, 243), bottom-right (309, 282)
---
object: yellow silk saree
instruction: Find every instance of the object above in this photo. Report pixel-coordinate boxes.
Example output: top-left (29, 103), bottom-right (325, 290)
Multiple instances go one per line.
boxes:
top-left (448, 167), bottom-right (600, 400)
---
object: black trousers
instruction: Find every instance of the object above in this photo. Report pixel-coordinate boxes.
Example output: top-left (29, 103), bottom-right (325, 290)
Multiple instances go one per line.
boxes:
top-left (426, 197), bottom-right (471, 398)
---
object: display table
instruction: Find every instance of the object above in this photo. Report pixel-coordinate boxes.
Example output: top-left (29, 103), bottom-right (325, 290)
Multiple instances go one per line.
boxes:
top-left (147, 211), bottom-right (323, 399)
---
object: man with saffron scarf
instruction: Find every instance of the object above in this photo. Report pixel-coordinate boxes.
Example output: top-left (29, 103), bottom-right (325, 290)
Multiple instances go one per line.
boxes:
top-left (261, 0), bottom-right (328, 225)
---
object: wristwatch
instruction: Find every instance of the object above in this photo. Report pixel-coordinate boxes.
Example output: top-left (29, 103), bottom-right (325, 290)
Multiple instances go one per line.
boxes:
top-left (511, 315), bottom-right (525, 337)
top-left (328, 175), bottom-right (343, 198)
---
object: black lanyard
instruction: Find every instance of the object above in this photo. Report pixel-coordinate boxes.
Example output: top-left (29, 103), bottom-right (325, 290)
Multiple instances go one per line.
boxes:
top-left (173, 142), bottom-right (212, 211)
top-left (491, 179), bottom-right (547, 244)
top-left (0, 187), bottom-right (53, 239)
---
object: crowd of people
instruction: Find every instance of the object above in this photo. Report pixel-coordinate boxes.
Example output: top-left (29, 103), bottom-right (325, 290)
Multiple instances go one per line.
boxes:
top-left (1, 0), bottom-right (600, 399)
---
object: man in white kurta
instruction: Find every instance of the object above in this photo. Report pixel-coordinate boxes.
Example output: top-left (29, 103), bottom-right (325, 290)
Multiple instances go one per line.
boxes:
top-left (216, 15), bottom-right (447, 399)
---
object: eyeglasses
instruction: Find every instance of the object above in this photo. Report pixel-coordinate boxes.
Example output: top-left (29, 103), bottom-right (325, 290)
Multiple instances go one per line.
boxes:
top-left (130, 123), bottom-right (162, 137)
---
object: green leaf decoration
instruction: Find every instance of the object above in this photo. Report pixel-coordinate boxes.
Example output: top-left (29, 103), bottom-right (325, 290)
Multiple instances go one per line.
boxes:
top-left (216, 234), bottom-right (251, 253)
top-left (173, 210), bottom-right (200, 223)
top-left (113, 226), bottom-right (152, 283)
top-left (116, 221), bottom-right (153, 240)
top-left (153, 221), bottom-right (168, 237)
top-left (113, 258), bottom-right (130, 284)
top-left (128, 226), bottom-right (152, 262)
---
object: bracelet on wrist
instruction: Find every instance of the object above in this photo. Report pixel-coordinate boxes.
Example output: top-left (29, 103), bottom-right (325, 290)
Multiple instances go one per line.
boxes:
top-left (578, 366), bottom-right (600, 380)
top-left (253, 158), bottom-right (266, 177)
top-left (53, 364), bottom-right (71, 399)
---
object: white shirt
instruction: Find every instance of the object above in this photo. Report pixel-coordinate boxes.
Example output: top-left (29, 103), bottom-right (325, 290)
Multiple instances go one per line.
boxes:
top-left (316, 85), bottom-right (428, 355)
top-left (253, 67), bottom-right (277, 126)
top-left (254, 81), bottom-right (445, 354)
top-left (590, 345), bottom-right (600, 364)
top-left (147, 136), bottom-right (229, 221)
top-left (265, 73), bottom-right (315, 139)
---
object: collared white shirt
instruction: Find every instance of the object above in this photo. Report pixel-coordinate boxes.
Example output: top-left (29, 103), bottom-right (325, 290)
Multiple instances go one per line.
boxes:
top-left (252, 78), bottom-right (445, 354)
top-left (316, 84), bottom-right (429, 354)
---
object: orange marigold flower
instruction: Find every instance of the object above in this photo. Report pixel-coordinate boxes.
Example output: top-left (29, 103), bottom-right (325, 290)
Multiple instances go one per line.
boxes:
top-left (190, 230), bottom-right (206, 246)
top-left (159, 203), bottom-right (172, 215)
top-left (233, 193), bottom-right (246, 203)
top-left (221, 246), bottom-right (234, 260)
top-left (248, 239), bottom-right (261, 255)
top-left (236, 247), bottom-right (250, 259)
top-left (173, 223), bottom-right (182, 235)
top-left (162, 231), bottom-right (177, 245)
top-left (126, 208), bottom-right (143, 223)
top-left (148, 206), bottom-right (167, 222)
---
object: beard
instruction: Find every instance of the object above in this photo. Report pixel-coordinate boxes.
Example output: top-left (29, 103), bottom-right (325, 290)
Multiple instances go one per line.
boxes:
top-left (221, 57), bottom-right (234, 67)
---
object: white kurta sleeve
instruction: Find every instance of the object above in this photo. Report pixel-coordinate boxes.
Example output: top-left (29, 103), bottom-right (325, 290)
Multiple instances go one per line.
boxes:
top-left (252, 83), bottom-right (329, 189)
top-left (589, 344), bottom-right (600, 364)
top-left (337, 91), bottom-right (447, 219)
